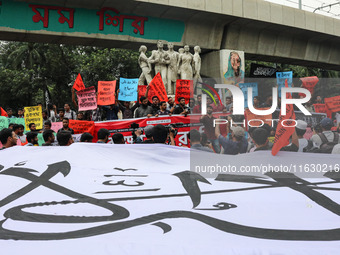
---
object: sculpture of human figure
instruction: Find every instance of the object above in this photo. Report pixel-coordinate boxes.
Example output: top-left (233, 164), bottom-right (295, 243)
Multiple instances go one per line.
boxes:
top-left (166, 42), bottom-right (179, 94)
top-left (193, 45), bottom-right (202, 89)
top-left (177, 45), bottom-right (193, 80)
top-left (177, 48), bottom-right (184, 79)
top-left (148, 40), bottom-right (169, 88)
top-left (138, 45), bottom-right (153, 85)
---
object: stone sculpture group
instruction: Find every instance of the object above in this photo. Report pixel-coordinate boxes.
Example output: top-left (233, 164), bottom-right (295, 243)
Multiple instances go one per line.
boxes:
top-left (138, 40), bottom-right (202, 94)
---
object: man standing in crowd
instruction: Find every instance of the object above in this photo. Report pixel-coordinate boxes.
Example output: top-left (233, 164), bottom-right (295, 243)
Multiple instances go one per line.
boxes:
top-left (42, 130), bottom-right (55, 146)
top-left (189, 129), bottom-right (213, 152)
top-left (0, 128), bottom-right (17, 149)
top-left (17, 108), bottom-right (24, 118)
top-left (102, 104), bottom-right (119, 120)
top-left (57, 108), bottom-right (65, 122)
top-left (225, 96), bottom-right (233, 113)
top-left (97, 128), bottom-right (109, 143)
top-left (143, 125), bottom-right (154, 143)
top-left (250, 128), bottom-right (271, 152)
top-left (64, 103), bottom-right (76, 120)
top-left (118, 101), bottom-right (139, 119)
top-left (29, 123), bottom-right (37, 132)
top-left (25, 132), bottom-right (38, 146)
top-left (112, 133), bottom-right (125, 144)
top-left (152, 124), bottom-right (175, 145)
top-left (215, 124), bottom-right (247, 155)
top-left (57, 131), bottom-right (73, 146)
top-left (210, 94), bottom-right (226, 112)
top-left (311, 117), bottom-right (339, 152)
top-left (42, 110), bottom-right (49, 129)
top-left (155, 101), bottom-right (171, 116)
top-left (200, 105), bottom-right (219, 153)
top-left (167, 96), bottom-right (175, 112)
top-left (44, 120), bottom-right (52, 130)
top-left (192, 95), bottom-right (202, 114)
top-left (58, 118), bottom-right (74, 134)
top-left (80, 133), bottom-right (93, 143)
top-left (135, 96), bottom-right (153, 118)
top-left (6, 108), bottom-right (15, 118)
top-left (173, 97), bottom-right (190, 115)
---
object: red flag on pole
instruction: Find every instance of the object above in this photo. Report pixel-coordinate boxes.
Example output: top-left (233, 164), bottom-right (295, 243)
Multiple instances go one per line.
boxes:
top-left (271, 79), bottom-right (296, 156)
top-left (73, 73), bottom-right (85, 91)
top-left (0, 107), bottom-right (8, 117)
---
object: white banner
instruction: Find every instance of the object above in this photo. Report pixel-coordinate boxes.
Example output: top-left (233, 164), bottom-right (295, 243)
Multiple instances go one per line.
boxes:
top-left (0, 144), bottom-right (339, 255)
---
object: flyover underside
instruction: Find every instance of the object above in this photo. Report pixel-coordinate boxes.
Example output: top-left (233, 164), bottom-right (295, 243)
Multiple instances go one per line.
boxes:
top-left (1, 0), bottom-right (340, 70)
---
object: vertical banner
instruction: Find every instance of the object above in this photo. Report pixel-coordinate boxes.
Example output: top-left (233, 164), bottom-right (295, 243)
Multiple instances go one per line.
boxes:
top-left (98, 81), bottom-right (116, 106)
top-left (77, 86), bottom-right (97, 111)
top-left (324, 95), bottom-right (340, 114)
top-left (300, 76), bottom-right (318, 95)
top-left (118, 78), bottom-right (138, 102)
top-left (276, 71), bottom-right (292, 96)
top-left (24, 106), bottom-right (43, 130)
top-left (73, 73), bottom-right (85, 91)
top-left (175, 79), bottom-right (193, 104)
top-left (238, 83), bottom-right (258, 108)
top-left (0, 116), bottom-right (9, 130)
top-left (272, 80), bottom-right (296, 156)
top-left (148, 72), bottom-right (168, 102)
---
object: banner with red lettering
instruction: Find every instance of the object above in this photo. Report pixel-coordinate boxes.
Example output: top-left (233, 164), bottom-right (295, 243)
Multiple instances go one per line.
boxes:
top-left (324, 95), bottom-right (340, 113)
top-left (148, 73), bottom-right (168, 102)
top-left (272, 80), bottom-right (296, 156)
top-left (313, 103), bottom-right (332, 118)
top-left (175, 80), bottom-right (193, 104)
top-left (300, 76), bottom-right (318, 95)
top-left (77, 86), bottom-right (97, 111)
top-left (69, 119), bottom-right (95, 135)
top-left (73, 73), bottom-right (85, 91)
top-left (98, 81), bottom-right (116, 105)
top-left (138, 85), bottom-right (147, 98)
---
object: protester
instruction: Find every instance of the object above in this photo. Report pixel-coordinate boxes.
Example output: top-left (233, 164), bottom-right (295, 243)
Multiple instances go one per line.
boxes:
top-left (152, 124), bottom-right (175, 145)
top-left (64, 103), bottom-right (76, 120)
top-left (57, 108), bottom-right (65, 122)
top-left (102, 104), bottom-right (119, 120)
top-left (118, 101), bottom-right (139, 119)
top-left (189, 129), bottom-right (213, 152)
top-left (143, 125), bottom-right (154, 143)
top-left (112, 133), bottom-right (125, 144)
top-left (44, 120), bottom-right (52, 130)
top-left (135, 96), bottom-right (153, 118)
top-left (97, 128), bottom-right (109, 143)
top-left (167, 96), bottom-right (175, 112)
top-left (80, 132), bottom-right (94, 143)
top-left (6, 108), bottom-right (15, 118)
top-left (29, 123), bottom-right (36, 132)
top-left (57, 131), bottom-right (73, 146)
top-left (17, 108), bottom-right (24, 118)
top-left (0, 128), bottom-right (17, 149)
top-left (155, 101), bottom-right (171, 116)
top-left (211, 94), bottom-right (226, 113)
top-left (25, 132), bottom-right (38, 146)
top-left (77, 112), bottom-right (85, 120)
top-left (200, 105), bottom-right (219, 153)
top-left (225, 96), bottom-right (233, 112)
top-left (310, 117), bottom-right (339, 152)
top-left (251, 128), bottom-right (271, 151)
top-left (17, 124), bottom-right (26, 144)
top-left (173, 97), bottom-right (190, 115)
top-left (58, 118), bottom-right (74, 134)
top-left (192, 95), bottom-right (202, 114)
top-left (42, 130), bottom-right (55, 146)
top-left (215, 123), bottom-right (247, 155)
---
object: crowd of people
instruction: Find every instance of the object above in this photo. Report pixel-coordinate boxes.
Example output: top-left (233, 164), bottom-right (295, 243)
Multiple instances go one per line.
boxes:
top-left (1, 92), bottom-right (340, 154)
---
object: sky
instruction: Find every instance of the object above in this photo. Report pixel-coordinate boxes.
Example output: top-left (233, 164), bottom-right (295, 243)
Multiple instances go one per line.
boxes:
top-left (265, 0), bottom-right (340, 19)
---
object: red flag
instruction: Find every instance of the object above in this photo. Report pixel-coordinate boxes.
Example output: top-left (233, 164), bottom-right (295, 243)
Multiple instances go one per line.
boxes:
top-left (73, 73), bottom-right (85, 91)
top-left (0, 107), bottom-right (8, 117)
top-left (148, 73), bottom-right (168, 102)
top-left (272, 79), bottom-right (296, 156)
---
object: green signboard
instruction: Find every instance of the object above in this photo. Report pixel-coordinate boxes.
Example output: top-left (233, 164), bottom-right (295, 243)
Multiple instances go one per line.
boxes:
top-left (0, 0), bottom-right (185, 42)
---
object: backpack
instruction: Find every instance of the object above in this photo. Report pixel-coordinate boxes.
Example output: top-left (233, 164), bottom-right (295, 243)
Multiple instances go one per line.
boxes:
top-left (317, 132), bottom-right (339, 154)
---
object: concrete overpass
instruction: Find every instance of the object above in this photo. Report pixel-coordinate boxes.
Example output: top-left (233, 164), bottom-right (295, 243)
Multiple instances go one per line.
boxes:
top-left (2, 0), bottom-right (340, 70)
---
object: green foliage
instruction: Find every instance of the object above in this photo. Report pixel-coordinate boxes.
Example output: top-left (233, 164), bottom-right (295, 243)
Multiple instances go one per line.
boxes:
top-left (0, 42), bottom-right (139, 112)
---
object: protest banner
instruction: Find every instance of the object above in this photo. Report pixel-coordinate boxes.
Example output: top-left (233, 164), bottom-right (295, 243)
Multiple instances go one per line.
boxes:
top-left (0, 107), bottom-right (8, 117)
top-left (72, 73), bottom-right (85, 91)
top-left (69, 120), bottom-right (95, 135)
top-left (313, 104), bottom-right (327, 114)
top-left (24, 106), bottom-right (43, 130)
top-left (300, 76), bottom-right (318, 95)
top-left (324, 95), bottom-right (340, 113)
top-left (98, 81), bottom-right (116, 105)
top-left (51, 122), bottom-right (63, 133)
top-left (272, 80), bottom-right (296, 156)
top-left (0, 116), bottom-right (8, 130)
top-left (276, 71), bottom-right (292, 96)
top-left (118, 78), bottom-right (138, 102)
top-left (244, 108), bottom-right (272, 128)
top-left (77, 86), bottom-right (97, 111)
top-left (148, 72), bottom-right (168, 102)
top-left (238, 83), bottom-right (258, 108)
top-left (175, 80), bottom-right (193, 104)
top-left (249, 63), bottom-right (277, 78)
